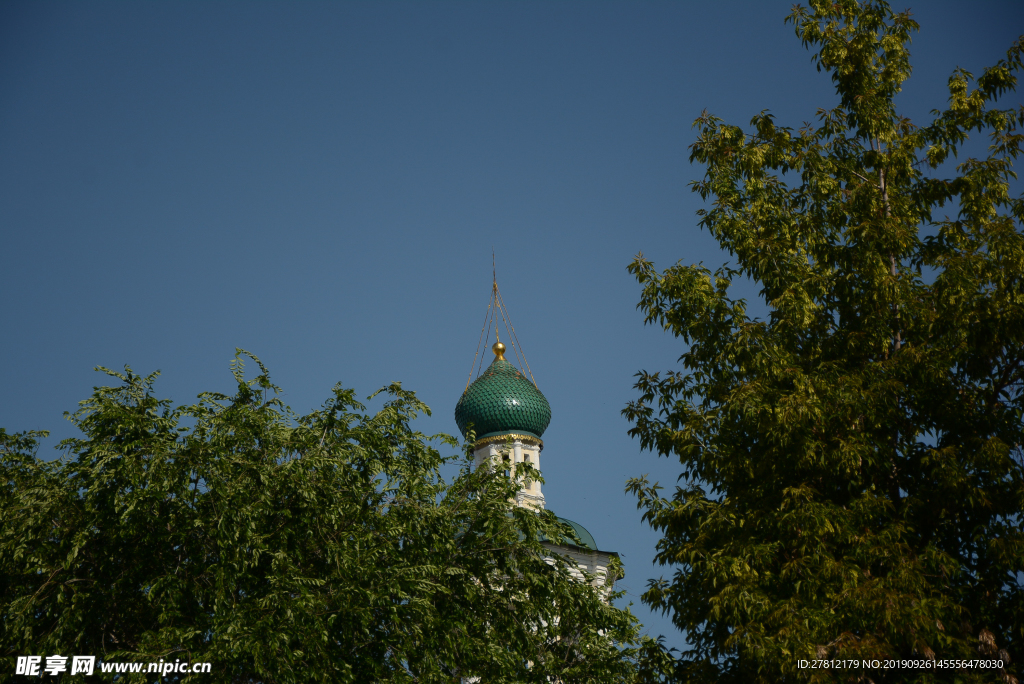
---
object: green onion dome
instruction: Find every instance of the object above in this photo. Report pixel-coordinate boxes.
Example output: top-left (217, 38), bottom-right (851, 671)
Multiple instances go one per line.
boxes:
top-left (455, 342), bottom-right (551, 442)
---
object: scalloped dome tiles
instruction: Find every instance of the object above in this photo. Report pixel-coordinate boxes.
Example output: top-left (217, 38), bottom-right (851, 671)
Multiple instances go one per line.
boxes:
top-left (455, 357), bottom-right (552, 442)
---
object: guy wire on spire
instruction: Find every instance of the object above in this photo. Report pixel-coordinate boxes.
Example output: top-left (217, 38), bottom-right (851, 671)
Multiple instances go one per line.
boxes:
top-left (465, 292), bottom-right (492, 392)
top-left (495, 286), bottom-right (538, 388)
top-left (464, 255), bottom-right (539, 390)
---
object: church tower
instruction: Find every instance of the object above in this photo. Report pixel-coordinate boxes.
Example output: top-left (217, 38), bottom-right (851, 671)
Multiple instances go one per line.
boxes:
top-left (453, 280), bottom-right (618, 591)
top-left (455, 338), bottom-right (550, 510)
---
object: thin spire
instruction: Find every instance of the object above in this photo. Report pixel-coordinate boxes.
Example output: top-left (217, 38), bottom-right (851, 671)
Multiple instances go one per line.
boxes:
top-left (463, 254), bottom-right (539, 391)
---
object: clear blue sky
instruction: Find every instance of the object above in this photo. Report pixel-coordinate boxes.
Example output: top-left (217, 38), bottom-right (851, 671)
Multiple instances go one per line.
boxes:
top-left (2, 0), bottom-right (1021, 651)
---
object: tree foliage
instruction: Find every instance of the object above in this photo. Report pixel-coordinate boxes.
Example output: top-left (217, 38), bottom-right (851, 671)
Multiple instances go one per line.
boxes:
top-left (2, 351), bottom-right (642, 683)
top-left (625, 1), bottom-right (1024, 682)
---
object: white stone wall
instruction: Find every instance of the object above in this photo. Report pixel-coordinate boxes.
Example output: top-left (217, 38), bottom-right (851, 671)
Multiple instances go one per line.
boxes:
top-left (472, 438), bottom-right (618, 595)
top-left (462, 439), bottom-right (618, 684)
top-left (541, 544), bottom-right (617, 598)
top-left (473, 438), bottom-right (545, 509)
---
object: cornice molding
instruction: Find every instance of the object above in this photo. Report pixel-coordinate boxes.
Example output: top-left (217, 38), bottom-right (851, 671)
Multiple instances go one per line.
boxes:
top-left (473, 432), bottom-right (544, 450)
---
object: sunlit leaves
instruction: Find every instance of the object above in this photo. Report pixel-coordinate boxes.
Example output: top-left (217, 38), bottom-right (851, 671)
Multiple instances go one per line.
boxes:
top-left (628, 2), bottom-right (1023, 682)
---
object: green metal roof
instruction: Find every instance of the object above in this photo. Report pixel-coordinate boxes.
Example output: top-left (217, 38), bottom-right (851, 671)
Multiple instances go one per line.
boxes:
top-left (455, 358), bottom-right (551, 441)
top-left (516, 515), bottom-right (600, 552)
top-left (555, 517), bottom-right (598, 551)
top-left (536, 517), bottom-right (598, 551)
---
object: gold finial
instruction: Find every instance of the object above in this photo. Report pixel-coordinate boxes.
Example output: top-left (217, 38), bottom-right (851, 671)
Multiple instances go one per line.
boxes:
top-left (492, 340), bottom-right (506, 360)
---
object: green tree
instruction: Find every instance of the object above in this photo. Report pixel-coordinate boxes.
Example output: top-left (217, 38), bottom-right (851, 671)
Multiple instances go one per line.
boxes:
top-left (625, 1), bottom-right (1023, 682)
top-left (2, 351), bottom-right (643, 683)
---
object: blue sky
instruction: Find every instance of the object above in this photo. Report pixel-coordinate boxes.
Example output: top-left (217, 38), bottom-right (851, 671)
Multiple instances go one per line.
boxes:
top-left (2, 0), bottom-right (1021, 651)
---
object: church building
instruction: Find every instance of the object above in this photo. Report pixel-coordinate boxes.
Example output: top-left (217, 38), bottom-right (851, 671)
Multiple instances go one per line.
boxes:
top-left (454, 329), bottom-right (618, 592)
